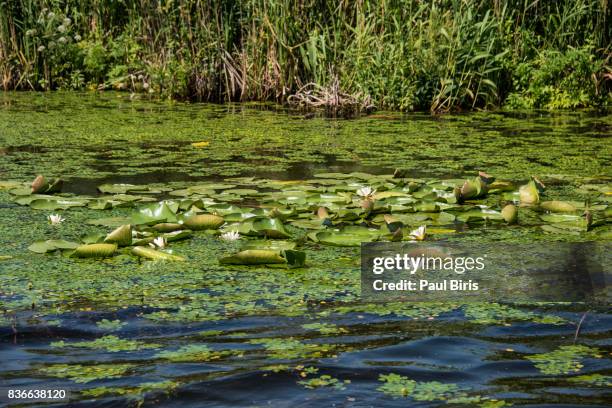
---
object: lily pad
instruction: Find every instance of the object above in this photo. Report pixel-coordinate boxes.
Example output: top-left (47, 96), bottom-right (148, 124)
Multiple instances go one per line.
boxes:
top-left (540, 201), bottom-right (577, 212)
top-left (131, 202), bottom-right (178, 225)
top-left (219, 249), bottom-right (305, 267)
top-left (104, 225), bottom-right (132, 246)
top-left (182, 214), bottom-right (224, 230)
top-left (72, 243), bottom-right (117, 258)
top-left (28, 240), bottom-right (80, 254)
top-left (309, 226), bottom-right (380, 246)
top-left (131, 246), bottom-right (185, 261)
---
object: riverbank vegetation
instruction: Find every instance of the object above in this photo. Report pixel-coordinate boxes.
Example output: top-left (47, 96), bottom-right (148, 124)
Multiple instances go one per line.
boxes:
top-left (1, 0), bottom-right (610, 112)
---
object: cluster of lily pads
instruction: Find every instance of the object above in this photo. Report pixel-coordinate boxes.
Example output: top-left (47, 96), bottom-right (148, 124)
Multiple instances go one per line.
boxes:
top-left (3, 171), bottom-right (610, 266)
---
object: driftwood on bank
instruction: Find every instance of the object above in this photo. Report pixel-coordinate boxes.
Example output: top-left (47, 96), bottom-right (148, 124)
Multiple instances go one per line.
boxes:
top-left (288, 76), bottom-right (374, 116)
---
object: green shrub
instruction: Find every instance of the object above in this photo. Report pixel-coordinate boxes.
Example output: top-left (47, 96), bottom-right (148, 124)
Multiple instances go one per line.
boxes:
top-left (505, 45), bottom-right (606, 109)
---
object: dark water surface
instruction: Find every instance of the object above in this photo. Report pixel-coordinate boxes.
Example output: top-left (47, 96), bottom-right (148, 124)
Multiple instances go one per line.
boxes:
top-left (0, 93), bottom-right (610, 407)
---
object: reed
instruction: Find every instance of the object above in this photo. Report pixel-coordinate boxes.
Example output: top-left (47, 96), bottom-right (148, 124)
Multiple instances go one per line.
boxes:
top-left (0, 0), bottom-right (609, 111)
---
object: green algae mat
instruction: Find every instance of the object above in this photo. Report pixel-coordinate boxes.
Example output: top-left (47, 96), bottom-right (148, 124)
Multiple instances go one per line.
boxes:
top-left (0, 92), bottom-right (611, 407)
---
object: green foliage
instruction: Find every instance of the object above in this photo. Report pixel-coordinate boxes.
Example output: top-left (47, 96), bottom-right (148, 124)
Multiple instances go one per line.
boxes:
top-left (463, 303), bottom-right (566, 325)
top-left (248, 338), bottom-right (335, 360)
top-left (96, 319), bottom-right (126, 331)
top-left (301, 322), bottom-right (347, 335)
top-left (527, 345), bottom-right (602, 375)
top-left (155, 345), bottom-right (231, 362)
top-left (40, 363), bottom-right (134, 383)
top-left (568, 373), bottom-right (612, 386)
top-left (378, 373), bottom-right (461, 401)
top-left (298, 375), bottom-right (349, 390)
top-left (1, 1), bottom-right (609, 110)
top-left (51, 335), bottom-right (160, 352)
top-left (505, 45), bottom-right (608, 109)
top-left (81, 380), bottom-right (179, 399)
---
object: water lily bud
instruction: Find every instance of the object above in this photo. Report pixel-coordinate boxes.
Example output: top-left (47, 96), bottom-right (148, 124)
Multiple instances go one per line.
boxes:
top-left (519, 180), bottom-right (540, 205)
top-left (501, 204), bottom-right (518, 224)
top-left (360, 198), bottom-right (374, 211)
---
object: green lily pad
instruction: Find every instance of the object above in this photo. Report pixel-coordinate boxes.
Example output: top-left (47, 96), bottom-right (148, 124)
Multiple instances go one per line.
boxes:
top-left (87, 217), bottom-right (132, 227)
top-left (540, 201), bottom-right (577, 212)
top-left (309, 226), bottom-right (380, 246)
top-left (219, 249), bottom-right (305, 267)
top-left (251, 218), bottom-right (291, 238)
top-left (182, 214), bottom-right (224, 230)
top-left (131, 246), bottom-right (185, 261)
top-left (72, 243), bottom-right (117, 258)
top-left (28, 240), bottom-right (80, 254)
top-left (104, 225), bottom-right (132, 246)
top-left (29, 198), bottom-right (88, 210)
top-left (131, 202), bottom-right (178, 225)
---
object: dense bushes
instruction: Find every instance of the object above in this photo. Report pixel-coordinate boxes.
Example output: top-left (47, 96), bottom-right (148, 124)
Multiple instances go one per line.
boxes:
top-left (0, 0), bottom-right (609, 112)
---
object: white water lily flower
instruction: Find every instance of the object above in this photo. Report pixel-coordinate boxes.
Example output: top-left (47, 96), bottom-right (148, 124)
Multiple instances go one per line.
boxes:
top-left (220, 231), bottom-right (240, 241)
top-left (149, 236), bottom-right (167, 249)
top-left (356, 186), bottom-right (376, 198)
top-left (409, 225), bottom-right (426, 241)
top-left (48, 214), bottom-right (65, 225)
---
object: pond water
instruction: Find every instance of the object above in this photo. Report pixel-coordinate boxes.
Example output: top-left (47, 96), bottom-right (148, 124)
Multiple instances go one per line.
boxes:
top-left (0, 92), bottom-right (610, 407)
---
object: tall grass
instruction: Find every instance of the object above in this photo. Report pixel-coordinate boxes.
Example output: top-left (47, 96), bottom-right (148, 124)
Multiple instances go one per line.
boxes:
top-left (0, 0), bottom-right (610, 111)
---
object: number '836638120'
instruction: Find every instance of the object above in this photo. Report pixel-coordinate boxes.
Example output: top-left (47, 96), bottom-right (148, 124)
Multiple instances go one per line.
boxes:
top-left (7, 389), bottom-right (67, 400)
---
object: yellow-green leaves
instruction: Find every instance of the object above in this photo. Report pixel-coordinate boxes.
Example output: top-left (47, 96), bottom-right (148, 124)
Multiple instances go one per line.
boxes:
top-left (540, 201), bottom-right (577, 212)
top-left (219, 249), bottom-right (305, 267)
top-left (182, 214), bottom-right (224, 230)
top-left (519, 180), bottom-right (540, 205)
top-left (501, 204), bottom-right (518, 224)
top-left (104, 224), bottom-right (132, 246)
top-left (131, 246), bottom-right (185, 261)
top-left (72, 243), bottom-right (117, 258)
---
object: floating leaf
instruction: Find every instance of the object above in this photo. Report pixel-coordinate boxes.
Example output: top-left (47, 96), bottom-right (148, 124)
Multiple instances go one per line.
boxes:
top-left (81, 232), bottom-right (106, 244)
top-left (456, 209), bottom-right (503, 223)
top-left (183, 214), bottom-right (224, 230)
top-left (87, 216), bottom-right (132, 227)
top-left (72, 243), bottom-right (117, 258)
top-left (251, 218), bottom-right (291, 238)
top-left (219, 249), bottom-right (305, 267)
top-left (241, 240), bottom-right (297, 251)
top-left (131, 202), bottom-right (178, 225)
top-left (309, 226), bottom-right (380, 246)
top-left (29, 198), bottom-right (88, 210)
top-left (131, 246), bottom-right (185, 261)
top-left (540, 201), bottom-right (577, 212)
top-left (152, 223), bottom-right (184, 232)
top-left (28, 240), bottom-right (79, 254)
top-left (163, 230), bottom-right (193, 242)
top-left (104, 225), bottom-right (132, 246)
